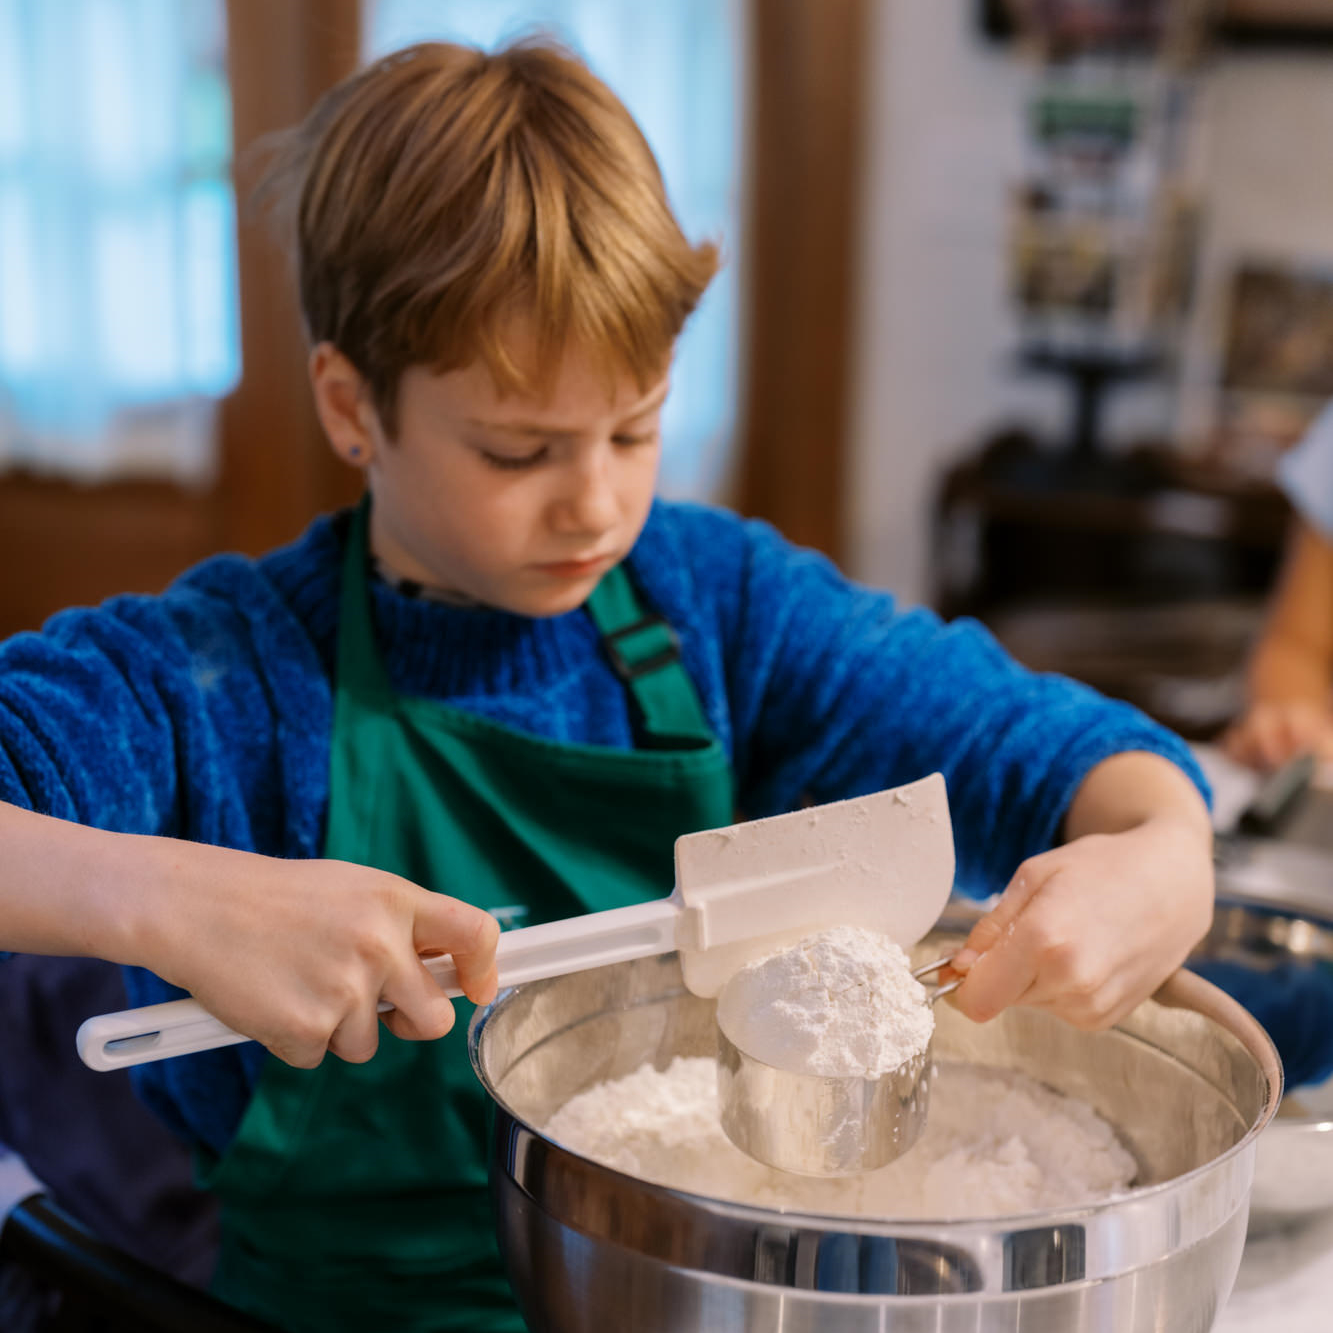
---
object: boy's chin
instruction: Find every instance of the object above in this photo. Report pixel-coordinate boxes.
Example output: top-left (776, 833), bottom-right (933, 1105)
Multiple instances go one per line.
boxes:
top-left (505, 576), bottom-right (605, 619)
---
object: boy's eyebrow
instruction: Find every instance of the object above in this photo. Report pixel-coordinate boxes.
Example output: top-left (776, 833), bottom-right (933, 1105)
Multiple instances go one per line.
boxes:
top-left (466, 383), bottom-right (670, 436)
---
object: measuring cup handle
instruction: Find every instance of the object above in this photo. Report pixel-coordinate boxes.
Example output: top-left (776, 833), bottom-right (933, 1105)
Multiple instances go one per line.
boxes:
top-left (929, 976), bottom-right (963, 1004)
top-left (911, 954), bottom-right (955, 981)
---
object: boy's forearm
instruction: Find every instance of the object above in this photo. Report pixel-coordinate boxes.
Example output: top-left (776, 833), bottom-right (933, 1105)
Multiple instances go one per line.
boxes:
top-left (1061, 751), bottom-right (1212, 844)
top-left (0, 800), bottom-right (165, 964)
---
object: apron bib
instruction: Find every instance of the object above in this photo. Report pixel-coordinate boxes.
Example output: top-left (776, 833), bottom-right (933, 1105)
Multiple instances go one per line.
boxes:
top-left (201, 501), bottom-right (732, 1332)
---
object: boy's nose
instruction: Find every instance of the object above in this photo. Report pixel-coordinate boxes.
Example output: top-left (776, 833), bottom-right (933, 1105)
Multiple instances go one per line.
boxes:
top-left (554, 453), bottom-right (619, 534)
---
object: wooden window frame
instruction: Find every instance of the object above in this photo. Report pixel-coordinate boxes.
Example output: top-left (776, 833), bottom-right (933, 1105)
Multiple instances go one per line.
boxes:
top-left (735, 0), bottom-right (869, 566)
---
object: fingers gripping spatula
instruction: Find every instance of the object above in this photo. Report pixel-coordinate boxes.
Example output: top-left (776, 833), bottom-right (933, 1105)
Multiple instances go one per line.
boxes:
top-left (77, 773), bottom-right (955, 1071)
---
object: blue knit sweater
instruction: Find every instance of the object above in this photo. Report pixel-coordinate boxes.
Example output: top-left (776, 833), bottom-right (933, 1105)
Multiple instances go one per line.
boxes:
top-left (0, 500), bottom-right (1206, 1156)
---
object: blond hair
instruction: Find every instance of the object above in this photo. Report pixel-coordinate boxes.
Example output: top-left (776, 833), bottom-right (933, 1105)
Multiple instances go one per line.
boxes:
top-left (259, 38), bottom-right (720, 434)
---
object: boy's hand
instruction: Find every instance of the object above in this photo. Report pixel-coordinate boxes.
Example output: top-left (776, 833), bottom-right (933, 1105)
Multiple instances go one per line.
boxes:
top-left (947, 815), bottom-right (1213, 1030)
top-left (134, 844), bottom-right (500, 1069)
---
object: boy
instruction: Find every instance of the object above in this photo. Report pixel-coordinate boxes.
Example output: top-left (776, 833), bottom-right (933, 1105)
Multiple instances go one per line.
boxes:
top-left (0, 39), bottom-right (1213, 1332)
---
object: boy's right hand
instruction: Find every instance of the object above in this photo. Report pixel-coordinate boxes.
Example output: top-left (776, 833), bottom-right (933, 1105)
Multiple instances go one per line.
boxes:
top-left (131, 842), bottom-right (500, 1068)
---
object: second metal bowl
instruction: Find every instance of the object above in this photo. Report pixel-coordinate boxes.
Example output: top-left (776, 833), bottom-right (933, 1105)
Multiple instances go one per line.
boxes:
top-left (1196, 837), bottom-right (1333, 1231)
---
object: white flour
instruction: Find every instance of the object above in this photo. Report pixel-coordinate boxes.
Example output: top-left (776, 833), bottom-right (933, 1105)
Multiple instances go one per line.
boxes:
top-left (716, 926), bottom-right (933, 1077)
top-left (544, 1056), bottom-right (1137, 1218)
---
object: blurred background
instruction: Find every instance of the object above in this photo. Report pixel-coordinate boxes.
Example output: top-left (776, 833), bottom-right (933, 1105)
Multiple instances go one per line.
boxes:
top-left (3, 0), bottom-right (1333, 745)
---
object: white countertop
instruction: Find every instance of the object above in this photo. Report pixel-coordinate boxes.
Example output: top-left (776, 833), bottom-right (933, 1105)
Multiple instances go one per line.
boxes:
top-left (1217, 1210), bottom-right (1333, 1332)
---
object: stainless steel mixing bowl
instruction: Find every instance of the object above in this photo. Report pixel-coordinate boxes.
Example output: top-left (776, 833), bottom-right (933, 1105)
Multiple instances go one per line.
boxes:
top-left (470, 922), bottom-right (1279, 1333)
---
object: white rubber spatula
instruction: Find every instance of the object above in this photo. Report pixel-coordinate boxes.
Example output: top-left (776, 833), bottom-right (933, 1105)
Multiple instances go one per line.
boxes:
top-left (76, 772), bottom-right (955, 1071)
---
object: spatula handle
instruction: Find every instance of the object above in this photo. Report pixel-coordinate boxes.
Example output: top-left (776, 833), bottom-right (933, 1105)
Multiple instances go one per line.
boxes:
top-left (76, 896), bottom-right (681, 1071)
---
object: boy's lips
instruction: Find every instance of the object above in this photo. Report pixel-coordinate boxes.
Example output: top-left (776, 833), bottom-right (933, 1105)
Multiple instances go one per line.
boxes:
top-left (533, 552), bottom-right (615, 578)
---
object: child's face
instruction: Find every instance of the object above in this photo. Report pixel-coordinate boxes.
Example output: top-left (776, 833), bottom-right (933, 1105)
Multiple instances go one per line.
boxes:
top-left (326, 335), bottom-right (668, 618)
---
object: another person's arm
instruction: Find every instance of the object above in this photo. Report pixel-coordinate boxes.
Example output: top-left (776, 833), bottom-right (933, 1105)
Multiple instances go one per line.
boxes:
top-left (0, 800), bottom-right (499, 1067)
top-left (1223, 518), bottom-right (1333, 770)
top-left (948, 751), bottom-right (1213, 1030)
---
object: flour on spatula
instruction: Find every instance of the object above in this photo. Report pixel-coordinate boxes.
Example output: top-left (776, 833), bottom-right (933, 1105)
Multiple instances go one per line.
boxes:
top-left (716, 925), bottom-right (934, 1077)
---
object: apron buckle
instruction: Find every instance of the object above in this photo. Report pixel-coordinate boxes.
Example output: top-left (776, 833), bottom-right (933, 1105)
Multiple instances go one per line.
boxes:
top-left (603, 613), bottom-right (682, 681)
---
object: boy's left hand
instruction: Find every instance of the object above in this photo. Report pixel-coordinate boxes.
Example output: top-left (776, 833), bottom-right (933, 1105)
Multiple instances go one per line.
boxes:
top-left (946, 814), bottom-right (1214, 1030)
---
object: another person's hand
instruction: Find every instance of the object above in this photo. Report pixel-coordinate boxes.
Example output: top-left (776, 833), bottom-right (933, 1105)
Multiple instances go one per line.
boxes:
top-left (132, 841), bottom-right (500, 1069)
top-left (947, 813), bottom-right (1213, 1031)
top-left (1221, 698), bottom-right (1333, 772)
top-left (1225, 518), bottom-right (1333, 772)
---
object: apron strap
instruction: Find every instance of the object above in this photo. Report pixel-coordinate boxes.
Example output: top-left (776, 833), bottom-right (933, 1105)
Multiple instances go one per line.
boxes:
top-left (584, 565), bottom-right (714, 747)
top-left (337, 498), bottom-right (394, 701)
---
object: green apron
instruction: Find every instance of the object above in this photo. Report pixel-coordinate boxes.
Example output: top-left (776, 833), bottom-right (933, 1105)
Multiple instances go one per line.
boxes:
top-left (200, 501), bottom-right (733, 1331)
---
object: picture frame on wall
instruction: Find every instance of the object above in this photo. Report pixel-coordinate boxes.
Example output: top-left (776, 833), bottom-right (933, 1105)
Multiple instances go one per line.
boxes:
top-left (1208, 260), bottom-right (1333, 479)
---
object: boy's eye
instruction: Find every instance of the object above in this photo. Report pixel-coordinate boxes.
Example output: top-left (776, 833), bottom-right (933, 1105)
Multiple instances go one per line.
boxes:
top-left (482, 447), bottom-right (548, 471)
top-left (611, 432), bottom-right (658, 447)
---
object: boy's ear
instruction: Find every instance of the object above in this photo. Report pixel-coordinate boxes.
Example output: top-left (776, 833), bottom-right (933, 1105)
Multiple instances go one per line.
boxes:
top-left (310, 343), bottom-right (380, 467)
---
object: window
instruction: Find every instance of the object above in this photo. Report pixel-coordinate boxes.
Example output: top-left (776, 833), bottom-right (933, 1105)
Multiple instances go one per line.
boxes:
top-left (0, 0), bottom-right (239, 482)
top-left (364, 0), bottom-right (744, 501)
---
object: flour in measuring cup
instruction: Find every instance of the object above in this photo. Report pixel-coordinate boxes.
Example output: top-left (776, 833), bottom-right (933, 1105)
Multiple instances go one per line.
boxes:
top-left (716, 925), bottom-right (934, 1077)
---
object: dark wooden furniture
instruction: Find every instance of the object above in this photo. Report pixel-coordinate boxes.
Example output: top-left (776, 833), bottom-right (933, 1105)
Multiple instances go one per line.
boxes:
top-left (932, 430), bottom-right (1293, 739)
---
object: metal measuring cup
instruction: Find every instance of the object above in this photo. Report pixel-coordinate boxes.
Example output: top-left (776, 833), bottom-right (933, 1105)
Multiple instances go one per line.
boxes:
top-left (716, 956), bottom-right (961, 1176)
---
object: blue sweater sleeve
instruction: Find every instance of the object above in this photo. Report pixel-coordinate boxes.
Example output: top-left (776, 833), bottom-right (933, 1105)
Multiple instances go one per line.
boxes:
top-left (1, 591), bottom-right (238, 837)
top-left (0, 561), bottom-right (329, 859)
top-left (653, 506), bottom-right (1209, 896)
